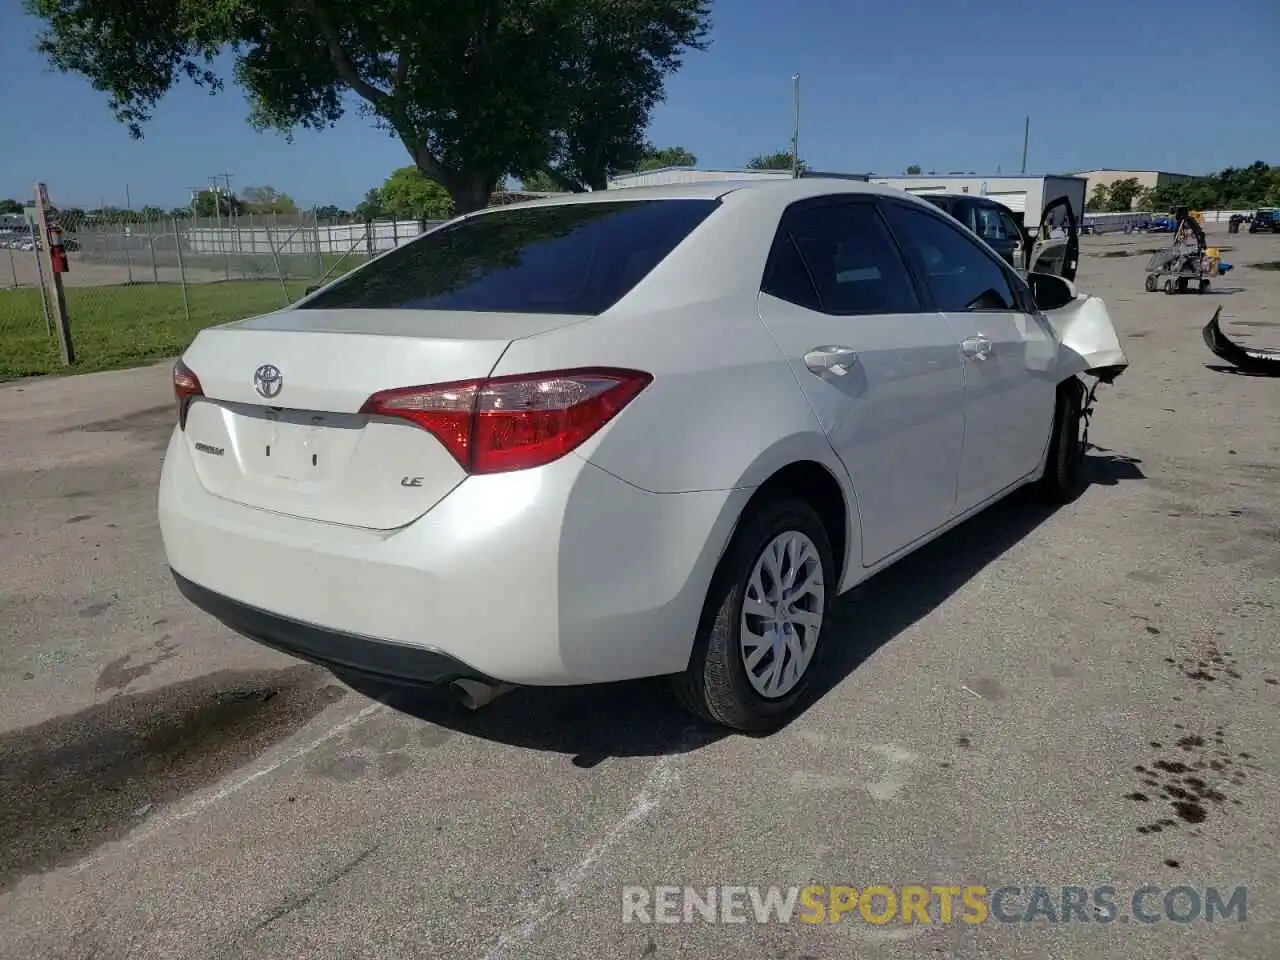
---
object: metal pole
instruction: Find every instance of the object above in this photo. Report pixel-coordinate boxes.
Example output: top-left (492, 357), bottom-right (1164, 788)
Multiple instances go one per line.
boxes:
top-left (1020, 116), bottom-right (1030, 175)
top-left (29, 233), bottom-right (53, 336)
top-left (148, 219), bottom-right (160, 284)
top-left (266, 219), bottom-right (305, 306)
top-left (312, 206), bottom-right (323, 278)
top-left (6, 246), bottom-right (17, 288)
top-left (172, 218), bottom-right (191, 322)
top-left (123, 186), bottom-right (135, 284)
top-left (791, 73), bottom-right (801, 178)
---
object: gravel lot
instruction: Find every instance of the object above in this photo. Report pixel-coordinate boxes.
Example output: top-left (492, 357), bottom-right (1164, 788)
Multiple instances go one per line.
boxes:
top-left (1, 229), bottom-right (1278, 959)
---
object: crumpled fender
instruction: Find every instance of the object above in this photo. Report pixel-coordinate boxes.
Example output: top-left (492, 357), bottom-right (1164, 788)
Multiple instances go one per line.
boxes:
top-left (1044, 293), bottom-right (1129, 383)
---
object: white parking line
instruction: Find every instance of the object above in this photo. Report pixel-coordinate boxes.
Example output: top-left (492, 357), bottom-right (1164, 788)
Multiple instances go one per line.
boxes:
top-left (479, 759), bottom-right (681, 960)
top-left (69, 701), bottom-right (384, 876)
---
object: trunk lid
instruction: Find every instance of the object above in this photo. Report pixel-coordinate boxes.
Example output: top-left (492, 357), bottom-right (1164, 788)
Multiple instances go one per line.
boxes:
top-left (178, 308), bottom-right (582, 530)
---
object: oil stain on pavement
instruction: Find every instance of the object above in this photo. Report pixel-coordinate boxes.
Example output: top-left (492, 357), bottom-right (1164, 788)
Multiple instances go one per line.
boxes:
top-left (0, 665), bottom-right (346, 891)
top-left (95, 638), bottom-right (181, 693)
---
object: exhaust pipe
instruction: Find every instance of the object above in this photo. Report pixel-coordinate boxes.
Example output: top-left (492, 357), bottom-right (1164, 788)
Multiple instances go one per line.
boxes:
top-left (451, 678), bottom-right (515, 710)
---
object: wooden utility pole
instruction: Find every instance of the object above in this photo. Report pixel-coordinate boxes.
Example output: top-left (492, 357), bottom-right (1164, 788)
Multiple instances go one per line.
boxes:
top-left (1020, 116), bottom-right (1030, 175)
top-left (32, 182), bottom-right (74, 365)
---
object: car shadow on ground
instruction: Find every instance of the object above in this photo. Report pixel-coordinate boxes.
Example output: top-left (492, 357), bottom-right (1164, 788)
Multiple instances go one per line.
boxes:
top-left (341, 673), bottom-right (719, 765)
top-left (798, 451), bottom-right (1146, 720)
top-left (349, 451), bottom-right (1147, 758)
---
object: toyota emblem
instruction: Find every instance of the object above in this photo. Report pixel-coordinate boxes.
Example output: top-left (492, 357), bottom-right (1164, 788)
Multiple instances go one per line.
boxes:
top-left (253, 364), bottom-right (283, 399)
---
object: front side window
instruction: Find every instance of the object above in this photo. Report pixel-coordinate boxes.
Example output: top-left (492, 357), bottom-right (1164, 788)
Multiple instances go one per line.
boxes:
top-left (300, 198), bottom-right (719, 315)
top-left (973, 205), bottom-right (1011, 242)
top-left (777, 201), bottom-right (922, 316)
top-left (881, 202), bottom-right (1019, 312)
top-left (998, 209), bottom-right (1026, 245)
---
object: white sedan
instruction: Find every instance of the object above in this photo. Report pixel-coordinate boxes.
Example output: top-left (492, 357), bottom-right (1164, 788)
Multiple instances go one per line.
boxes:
top-left (159, 178), bottom-right (1127, 732)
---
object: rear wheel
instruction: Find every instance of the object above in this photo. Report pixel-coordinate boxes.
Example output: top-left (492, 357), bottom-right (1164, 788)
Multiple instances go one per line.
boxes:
top-left (673, 497), bottom-right (834, 733)
top-left (1164, 279), bottom-right (1175, 294)
top-left (1199, 279), bottom-right (1209, 293)
top-left (1144, 274), bottom-right (1157, 292)
top-left (1037, 379), bottom-right (1087, 504)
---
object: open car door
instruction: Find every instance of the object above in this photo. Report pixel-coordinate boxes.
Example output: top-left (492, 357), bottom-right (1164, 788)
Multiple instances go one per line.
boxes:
top-left (1023, 195), bottom-right (1080, 282)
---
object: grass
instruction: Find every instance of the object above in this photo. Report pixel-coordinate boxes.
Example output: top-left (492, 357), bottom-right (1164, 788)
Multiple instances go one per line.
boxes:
top-left (0, 280), bottom-right (312, 380)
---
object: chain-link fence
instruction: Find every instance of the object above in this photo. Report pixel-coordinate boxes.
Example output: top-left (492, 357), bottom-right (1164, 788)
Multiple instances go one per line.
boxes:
top-left (1, 210), bottom-right (443, 380)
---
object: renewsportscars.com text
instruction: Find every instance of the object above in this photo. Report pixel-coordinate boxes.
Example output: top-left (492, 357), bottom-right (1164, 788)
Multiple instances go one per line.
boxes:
top-left (621, 884), bottom-right (1247, 925)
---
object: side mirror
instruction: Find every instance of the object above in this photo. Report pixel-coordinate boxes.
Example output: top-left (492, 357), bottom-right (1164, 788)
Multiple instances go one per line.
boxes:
top-left (1028, 272), bottom-right (1076, 312)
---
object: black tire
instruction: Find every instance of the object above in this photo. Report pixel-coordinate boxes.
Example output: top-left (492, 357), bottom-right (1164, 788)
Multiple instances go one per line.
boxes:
top-left (1164, 279), bottom-right (1175, 294)
top-left (1144, 274), bottom-right (1157, 293)
top-left (1176, 277), bottom-right (1189, 294)
top-left (673, 497), bottom-right (835, 733)
top-left (1199, 279), bottom-right (1209, 293)
top-left (1037, 379), bottom-right (1086, 504)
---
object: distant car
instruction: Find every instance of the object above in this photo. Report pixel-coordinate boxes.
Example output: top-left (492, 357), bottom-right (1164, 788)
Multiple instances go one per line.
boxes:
top-left (160, 179), bottom-right (1128, 732)
top-left (1248, 209), bottom-right (1278, 234)
top-left (921, 192), bottom-right (1080, 283)
top-left (919, 194), bottom-right (1026, 268)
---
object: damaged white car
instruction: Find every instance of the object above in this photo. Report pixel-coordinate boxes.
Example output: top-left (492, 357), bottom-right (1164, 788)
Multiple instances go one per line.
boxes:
top-left (160, 179), bottom-right (1127, 734)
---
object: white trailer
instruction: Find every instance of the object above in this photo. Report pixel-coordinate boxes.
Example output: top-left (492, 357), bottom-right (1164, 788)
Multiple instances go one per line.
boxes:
top-left (868, 175), bottom-right (1088, 229)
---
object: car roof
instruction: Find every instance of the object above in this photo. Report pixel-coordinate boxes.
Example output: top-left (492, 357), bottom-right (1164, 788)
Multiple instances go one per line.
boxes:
top-left (471, 177), bottom-right (917, 212)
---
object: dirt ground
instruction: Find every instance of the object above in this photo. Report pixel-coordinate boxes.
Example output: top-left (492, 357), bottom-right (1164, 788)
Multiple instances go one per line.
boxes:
top-left (0, 228), bottom-right (1278, 960)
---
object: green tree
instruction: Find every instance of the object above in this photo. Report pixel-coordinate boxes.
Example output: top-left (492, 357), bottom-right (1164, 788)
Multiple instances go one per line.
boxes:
top-left (905, 164), bottom-right (921, 175)
top-left (1105, 177), bottom-right (1142, 211)
top-left (0, 198), bottom-right (23, 215)
top-left (378, 166), bottom-right (454, 219)
top-left (518, 170), bottom-right (566, 193)
top-left (532, 4), bottom-right (710, 191)
top-left (241, 185), bottom-right (299, 215)
top-left (1086, 182), bottom-right (1110, 213)
top-left (354, 188), bottom-right (386, 222)
top-left (193, 189), bottom-right (241, 218)
top-left (169, 207), bottom-right (193, 219)
top-left (138, 204), bottom-right (167, 221)
top-left (747, 150), bottom-right (805, 173)
top-left (315, 204), bottom-right (349, 220)
top-left (26, 0), bottom-right (711, 213)
top-left (636, 145), bottom-right (698, 171)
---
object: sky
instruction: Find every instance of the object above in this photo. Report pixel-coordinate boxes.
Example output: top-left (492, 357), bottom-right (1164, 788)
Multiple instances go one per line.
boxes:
top-left (0, 0), bottom-right (1276, 211)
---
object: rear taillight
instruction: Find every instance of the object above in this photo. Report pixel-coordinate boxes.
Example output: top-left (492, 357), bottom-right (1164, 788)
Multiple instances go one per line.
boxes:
top-left (360, 368), bottom-right (652, 474)
top-left (173, 359), bottom-right (203, 429)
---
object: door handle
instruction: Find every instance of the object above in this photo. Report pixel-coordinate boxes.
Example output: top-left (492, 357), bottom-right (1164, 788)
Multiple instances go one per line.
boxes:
top-left (960, 335), bottom-right (992, 360)
top-left (804, 346), bottom-right (858, 377)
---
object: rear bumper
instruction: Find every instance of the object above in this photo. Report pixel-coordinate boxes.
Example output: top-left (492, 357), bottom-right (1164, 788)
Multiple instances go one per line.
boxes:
top-left (172, 570), bottom-right (492, 685)
top-left (159, 426), bottom-right (750, 686)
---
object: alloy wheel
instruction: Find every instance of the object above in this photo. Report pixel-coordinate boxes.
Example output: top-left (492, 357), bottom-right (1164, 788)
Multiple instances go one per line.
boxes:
top-left (739, 531), bottom-right (825, 699)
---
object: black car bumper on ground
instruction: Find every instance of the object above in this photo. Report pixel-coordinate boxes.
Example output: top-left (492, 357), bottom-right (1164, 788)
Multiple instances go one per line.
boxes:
top-left (172, 570), bottom-right (494, 686)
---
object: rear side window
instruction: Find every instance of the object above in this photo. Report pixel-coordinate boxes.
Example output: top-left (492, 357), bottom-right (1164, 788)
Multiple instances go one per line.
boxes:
top-left (881, 202), bottom-right (1018, 312)
top-left (761, 233), bottom-right (821, 311)
top-left (783, 202), bottom-right (921, 315)
top-left (300, 199), bottom-right (718, 315)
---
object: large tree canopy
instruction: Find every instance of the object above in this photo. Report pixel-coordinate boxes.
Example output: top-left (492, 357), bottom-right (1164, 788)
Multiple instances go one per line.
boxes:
top-left (26, 0), bottom-right (711, 211)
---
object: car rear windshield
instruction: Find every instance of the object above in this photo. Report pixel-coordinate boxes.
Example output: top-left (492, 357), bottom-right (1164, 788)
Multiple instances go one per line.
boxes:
top-left (299, 198), bottom-right (719, 315)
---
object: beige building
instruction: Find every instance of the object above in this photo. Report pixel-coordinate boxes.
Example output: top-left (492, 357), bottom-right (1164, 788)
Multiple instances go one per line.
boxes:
top-left (1075, 169), bottom-right (1200, 205)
